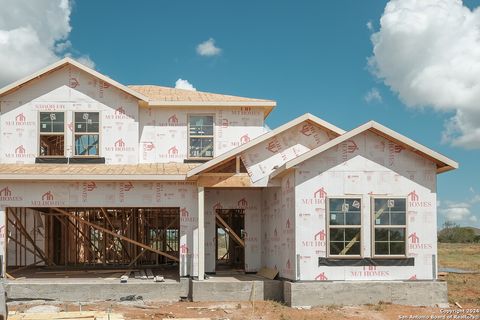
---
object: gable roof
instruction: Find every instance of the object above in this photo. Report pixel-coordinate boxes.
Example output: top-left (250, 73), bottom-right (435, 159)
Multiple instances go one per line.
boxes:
top-left (187, 113), bottom-right (346, 178)
top-left (0, 57), bottom-right (150, 101)
top-left (129, 85), bottom-right (276, 118)
top-left (270, 120), bottom-right (459, 178)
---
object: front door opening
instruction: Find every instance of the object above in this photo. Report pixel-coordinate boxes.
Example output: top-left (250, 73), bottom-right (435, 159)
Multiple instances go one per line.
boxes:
top-left (215, 209), bottom-right (245, 271)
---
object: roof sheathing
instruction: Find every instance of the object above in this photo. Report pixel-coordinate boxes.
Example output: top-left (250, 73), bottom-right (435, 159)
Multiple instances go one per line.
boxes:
top-left (270, 121), bottom-right (458, 178)
top-left (128, 85), bottom-right (277, 118)
top-left (186, 113), bottom-right (346, 177)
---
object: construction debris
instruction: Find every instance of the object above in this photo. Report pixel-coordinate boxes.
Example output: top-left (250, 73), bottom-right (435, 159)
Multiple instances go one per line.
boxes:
top-left (9, 311), bottom-right (124, 320)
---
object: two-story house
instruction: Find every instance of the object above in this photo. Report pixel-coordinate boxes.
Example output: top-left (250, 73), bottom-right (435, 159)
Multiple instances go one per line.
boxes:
top-left (0, 58), bottom-right (457, 306)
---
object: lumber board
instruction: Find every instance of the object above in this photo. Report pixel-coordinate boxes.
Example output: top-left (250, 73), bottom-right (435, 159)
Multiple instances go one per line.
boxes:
top-left (53, 208), bottom-right (179, 262)
top-left (215, 212), bottom-right (245, 247)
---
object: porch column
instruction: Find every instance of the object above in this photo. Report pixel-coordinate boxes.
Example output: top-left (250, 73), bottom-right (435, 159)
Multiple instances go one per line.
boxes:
top-left (197, 186), bottom-right (205, 280)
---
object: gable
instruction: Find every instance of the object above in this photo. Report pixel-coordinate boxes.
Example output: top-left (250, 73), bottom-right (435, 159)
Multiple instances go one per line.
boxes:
top-left (0, 58), bottom-right (148, 102)
top-left (241, 120), bottom-right (337, 183)
top-left (271, 121), bottom-right (458, 178)
top-left (187, 113), bottom-right (345, 179)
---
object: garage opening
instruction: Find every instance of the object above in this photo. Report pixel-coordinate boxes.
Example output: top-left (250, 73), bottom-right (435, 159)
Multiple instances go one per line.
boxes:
top-left (5, 207), bottom-right (180, 280)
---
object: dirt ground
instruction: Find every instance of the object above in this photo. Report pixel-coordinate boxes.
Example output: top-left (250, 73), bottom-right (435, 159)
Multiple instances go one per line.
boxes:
top-left (10, 300), bottom-right (480, 320)
top-left (8, 243), bottom-right (480, 319)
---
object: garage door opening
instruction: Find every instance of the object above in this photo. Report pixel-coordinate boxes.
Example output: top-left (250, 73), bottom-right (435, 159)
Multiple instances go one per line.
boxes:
top-left (5, 207), bottom-right (180, 280)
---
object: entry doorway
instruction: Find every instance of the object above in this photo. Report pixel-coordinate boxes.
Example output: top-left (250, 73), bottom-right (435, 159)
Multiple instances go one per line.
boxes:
top-left (215, 209), bottom-right (245, 270)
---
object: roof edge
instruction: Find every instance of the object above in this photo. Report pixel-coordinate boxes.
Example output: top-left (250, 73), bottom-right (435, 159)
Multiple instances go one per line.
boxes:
top-left (0, 57), bottom-right (150, 102)
top-left (187, 113), bottom-right (346, 177)
top-left (270, 120), bottom-right (458, 178)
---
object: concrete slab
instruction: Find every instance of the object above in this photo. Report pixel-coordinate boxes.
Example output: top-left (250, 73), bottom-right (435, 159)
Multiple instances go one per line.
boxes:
top-left (284, 281), bottom-right (448, 307)
top-left (7, 278), bottom-right (188, 302)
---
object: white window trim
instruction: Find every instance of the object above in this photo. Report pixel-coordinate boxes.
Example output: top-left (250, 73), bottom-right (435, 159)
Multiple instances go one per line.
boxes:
top-left (187, 113), bottom-right (215, 160)
top-left (38, 111), bottom-right (66, 157)
top-left (326, 196), bottom-right (363, 259)
top-left (371, 196), bottom-right (408, 259)
top-left (73, 111), bottom-right (101, 158)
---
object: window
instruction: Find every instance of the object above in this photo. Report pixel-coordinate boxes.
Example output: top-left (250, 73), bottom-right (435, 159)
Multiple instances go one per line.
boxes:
top-left (328, 198), bottom-right (362, 257)
top-left (373, 198), bottom-right (406, 256)
top-left (39, 112), bottom-right (65, 156)
top-left (188, 115), bottom-right (214, 158)
top-left (74, 112), bottom-right (100, 156)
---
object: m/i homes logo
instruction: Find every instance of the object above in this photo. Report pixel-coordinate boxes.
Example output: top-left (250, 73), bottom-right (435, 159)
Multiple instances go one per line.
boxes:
top-left (105, 139), bottom-right (135, 152)
top-left (408, 232), bottom-right (432, 250)
top-left (301, 187), bottom-right (327, 205)
top-left (5, 113), bottom-right (35, 126)
top-left (31, 190), bottom-right (64, 206)
top-left (0, 186), bottom-right (23, 201)
top-left (407, 190), bottom-right (432, 208)
top-left (5, 145), bottom-right (35, 159)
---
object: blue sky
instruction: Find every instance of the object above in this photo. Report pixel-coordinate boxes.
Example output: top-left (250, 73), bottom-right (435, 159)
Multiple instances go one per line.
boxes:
top-left (2, 0), bottom-right (479, 228)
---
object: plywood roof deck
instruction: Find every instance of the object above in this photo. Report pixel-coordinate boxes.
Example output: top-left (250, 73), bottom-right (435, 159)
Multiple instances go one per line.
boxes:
top-left (0, 163), bottom-right (200, 181)
top-left (129, 85), bottom-right (275, 104)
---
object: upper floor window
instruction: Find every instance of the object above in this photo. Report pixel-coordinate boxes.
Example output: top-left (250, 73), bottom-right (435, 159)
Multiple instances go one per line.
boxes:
top-left (372, 198), bottom-right (406, 256)
top-left (188, 115), bottom-right (214, 159)
top-left (39, 112), bottom-right (65, 156)
top-left (328, 198), bottom-right (362, 257)
top-left (74, 112), bottom-right (100, 156)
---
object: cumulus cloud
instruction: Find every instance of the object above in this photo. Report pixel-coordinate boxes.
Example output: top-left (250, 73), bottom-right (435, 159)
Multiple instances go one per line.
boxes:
top-left (196, 38), bottom-right (222, 57)
top-left (0, 0), bottom-right (93, 87)
top-left (364, 87), bottom-right (383, 103)
top-left (369, 0), bottom-right (480, 149)
top-left (366, 20), bottom-right (374, 32)
top-left (440, 202), bottom-right (477, 224)
top-left (175, 78), bottom-right (196, 91)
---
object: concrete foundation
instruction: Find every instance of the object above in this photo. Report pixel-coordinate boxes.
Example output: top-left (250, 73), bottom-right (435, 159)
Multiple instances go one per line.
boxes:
top-left (284, 281), bottom-right (448, 307)
top-left (7, 278), bottom-right (189, 302)
top-left (191, 275), bottom-right (283, 302)
top-left (7, 277), bottom-right (447, 307)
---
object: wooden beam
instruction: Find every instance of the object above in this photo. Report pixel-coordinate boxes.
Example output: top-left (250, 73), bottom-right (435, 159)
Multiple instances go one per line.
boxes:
top-left (53, 214), bottom-right (100, 261)
top-left (100, 208), bottom-right (131, 260)
top-left (52, 208), bottom-right (179, 262)
top-left (215, 212), bottom-right (245, 248)
top-left (197, 174), bottom-right (252, 187)
top-left (235, 156), bottom-right (241, 174)
top-left (8, 209), bottom-right (52, 265)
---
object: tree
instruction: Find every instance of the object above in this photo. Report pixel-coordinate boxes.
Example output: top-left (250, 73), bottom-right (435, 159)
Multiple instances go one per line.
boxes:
top-left (438, 221), bottom-right (476, 243)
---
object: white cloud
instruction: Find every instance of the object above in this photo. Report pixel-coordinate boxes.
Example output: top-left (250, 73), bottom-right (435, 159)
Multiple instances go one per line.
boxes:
top-left (196, 38), bottom-right (222, 57)
top-left (364, 87), bottom-right (383, 103)
top-left (0, 0), bottom-right (93, 87)
top-left (369, 0), bottom-right (480, 149)
top-left (366, 20), bottom-right (374, 32)
top-left (175, 78), bottom-right (196, 91)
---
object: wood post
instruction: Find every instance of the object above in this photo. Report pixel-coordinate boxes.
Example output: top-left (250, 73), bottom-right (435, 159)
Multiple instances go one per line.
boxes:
top-left (198, 187), bottom-right (205, 280)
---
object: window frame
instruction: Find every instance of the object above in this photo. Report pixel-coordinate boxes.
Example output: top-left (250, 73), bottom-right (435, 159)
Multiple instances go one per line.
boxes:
top-left (187, 113), bottom-right (215, 160)
top-left (371, 196), bottom-right (408, 258)
top-left (326, 196), bottom-right (363, 259)
top-left (73, 111), bottom-right (101, 158)
top-left (38, 111), bottom-right (66, 158)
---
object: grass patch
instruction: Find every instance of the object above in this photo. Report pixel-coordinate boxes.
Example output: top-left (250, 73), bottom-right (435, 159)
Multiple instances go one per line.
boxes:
top-left (438, 243), bottom-right (480, 270)
top-left (439, 243), bottom-right (480, 306)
